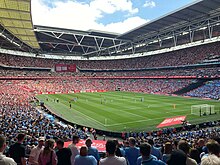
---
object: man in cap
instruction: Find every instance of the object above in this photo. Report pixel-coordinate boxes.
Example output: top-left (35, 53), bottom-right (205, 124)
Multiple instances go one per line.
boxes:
top-left (29, 137), bottom-right (45, 165)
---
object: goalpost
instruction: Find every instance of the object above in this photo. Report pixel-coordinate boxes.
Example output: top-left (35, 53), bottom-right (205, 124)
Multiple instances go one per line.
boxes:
top-left (191, 104), bottom-right (215, 116)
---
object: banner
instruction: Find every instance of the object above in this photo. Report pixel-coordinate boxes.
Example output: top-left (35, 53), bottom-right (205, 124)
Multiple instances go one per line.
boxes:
top-left (157, 116), bottom-right (186, 128)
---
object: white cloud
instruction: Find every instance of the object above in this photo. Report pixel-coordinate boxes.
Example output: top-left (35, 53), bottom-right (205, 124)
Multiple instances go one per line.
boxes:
top-left (104, 17), bottom-right (149, 34)
top-left (90, 0), bottom-right (138, 15)
top-left (31, 0), bottom-right (147, 34)
top-left (143, 1), bottom-right (156, 8)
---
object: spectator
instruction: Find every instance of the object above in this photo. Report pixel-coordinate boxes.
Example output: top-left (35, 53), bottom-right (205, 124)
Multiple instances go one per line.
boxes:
top-left (29, 137), bottom-right (45, 165)
top-left (85, 138), bottom-right (100, 162)
top-left (68, 135), bottom-right (80, 165)
top-left (125, 137), bottom-right (140, 165)
top-left (148, 139), bottom-right (162, 160)
top-left (196, 139), bottom-right (206, 155)
top-left (204, 140), bottom-right (220, 158)
top-left (0, 135), bottom-right (16, 165)
top-left (201, 154), bottom-right (220, 165)
top-left (99, 140), bottom-right (127, 165)
top-left (189, 148), bottom-right (200, 164)
top-left (56, 139), bottom-right (72, 165)
top-left (38, 139), bottom-right (57, 165)
top-left (113, 139), bottom-right (125, 157)
top-left (137, 143), bottom-right (164, 165)
top-left (74, 146), bottom-right (97, 165)
top-left (178, 140), bottom-right (197, 165)
top-left (162, 142), bottom-right (172, 163)
top-left (167, 150), bottom-right (187, 165)
top-left (9, 133), bottom-right (26, 165)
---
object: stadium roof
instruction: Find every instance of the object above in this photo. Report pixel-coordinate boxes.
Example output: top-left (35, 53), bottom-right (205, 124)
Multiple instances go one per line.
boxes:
top-left (34, 25), bottom-right (129, 56)
top-left (118, 0), bottom-right (220, 40)
top-left (0, 0), bottom-right (39, 49)
top-left (34, 0), bottom-right (220, 57)
top-left (1, 0), bottom-right (220, 57)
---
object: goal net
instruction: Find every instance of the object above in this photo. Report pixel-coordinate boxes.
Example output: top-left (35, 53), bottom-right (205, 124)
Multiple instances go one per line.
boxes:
top-left (191, 104), bottom-right (215, 116)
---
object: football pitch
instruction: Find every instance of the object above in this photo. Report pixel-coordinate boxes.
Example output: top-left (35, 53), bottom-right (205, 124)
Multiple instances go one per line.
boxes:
top-left (36, 92), bottom-right (220, 132)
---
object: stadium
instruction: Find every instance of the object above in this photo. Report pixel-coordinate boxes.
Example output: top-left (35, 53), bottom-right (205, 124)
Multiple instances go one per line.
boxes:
top-left (0, 0), bottom-right (220, 164)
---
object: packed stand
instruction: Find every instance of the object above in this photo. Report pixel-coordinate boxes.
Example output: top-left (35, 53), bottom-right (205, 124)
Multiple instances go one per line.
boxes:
top-left (1, 42), bottom-right (220, 70)
top-left (1, 122), bottom-right (219, 165)
top-left (1, 66), bottom-right (220, 78)
top-left (185, 80), bottom-right (220, 99)
top-left (0, 78), bottom-right (193, 95)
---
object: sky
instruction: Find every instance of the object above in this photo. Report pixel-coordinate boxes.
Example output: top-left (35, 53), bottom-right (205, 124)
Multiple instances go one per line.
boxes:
top-left (31, 0), bottom-right (197, 34)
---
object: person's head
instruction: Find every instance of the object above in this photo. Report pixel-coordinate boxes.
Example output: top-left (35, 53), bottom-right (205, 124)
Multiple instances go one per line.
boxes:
top-left (206, 140), bottom-right (220, 157)
top-left (43, 139), bottom-right (55, 155)
top-left (72, 134), bottom-right (79, 144)
top-left (201, 155), bottom-right (220, 165)
top-left (38, 137), bottom-right (45, 147)
top-left (167, 149), bottom-right (187, 165)
top-left (113, 139), bottom-right (119, 147)
top-left (17, 133), bottom-right (26, 142)
top-left (190, 148), bottom-right (200, 164)
top-left (198, 139), bottom-right (205, 147)
top-left (164, 142), bottom-right (173, 154)
top-left (56, 139), bottom-right (64, 150)
top-left (45, 139), bottom-right (55, 150)
top-left (128, 137), bottom-right (136, 147)
top-left (0, 135), bottom-right (6, 152)
top-left (85, 138), bottom-right (92, 148)
top-left (123, 140), bottom-right (129, 147)
top-left (80, 146), bottom-right (88, 156)
top-left (139, 143), bottom-right (151, 157)
top-left (106, 140), bottom-right (116, 155)
top-left (148, 139), bottom-right (154, 146)
top-left (178, 140), bottom-right (190, 154)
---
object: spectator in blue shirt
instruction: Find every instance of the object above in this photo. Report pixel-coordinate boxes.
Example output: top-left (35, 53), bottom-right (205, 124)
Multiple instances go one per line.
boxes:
top-left (148, 139), bottom-right (162, 160)
top-left (74, 146), bottom-right (97, 165)
top-left (85, 138), bottom-right (100, 162)
top-left (139, 143), bottom-right (166, 165)
top-left (125, 137), bottom-right (140, 165)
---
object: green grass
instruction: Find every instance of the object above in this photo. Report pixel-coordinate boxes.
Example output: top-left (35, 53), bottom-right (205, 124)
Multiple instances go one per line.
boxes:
top-left (36, 92), bottom-right (220, 132)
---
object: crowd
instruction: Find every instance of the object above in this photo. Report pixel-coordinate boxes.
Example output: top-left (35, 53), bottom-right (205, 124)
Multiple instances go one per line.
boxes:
top-left (0, 78), bottom-right (193, 96)
top-left (0, 125), bottom-right (219, 165)
top-left (1, 41), bottom-right (220, 70)
top-left (185, 80), bottom-right (220, 99)
top-left (1, 66), bottom-right (220, 78)
top-left (81, 66), bottom-right (220, 78)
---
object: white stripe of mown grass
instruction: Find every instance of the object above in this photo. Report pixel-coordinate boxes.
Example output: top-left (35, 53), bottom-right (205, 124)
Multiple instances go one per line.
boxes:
top-left (73, 108), bottom-right (106, 126)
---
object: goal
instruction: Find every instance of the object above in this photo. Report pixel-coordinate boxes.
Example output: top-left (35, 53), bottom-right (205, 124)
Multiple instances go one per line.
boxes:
top-left (191, 104), bottom-right (215, 116)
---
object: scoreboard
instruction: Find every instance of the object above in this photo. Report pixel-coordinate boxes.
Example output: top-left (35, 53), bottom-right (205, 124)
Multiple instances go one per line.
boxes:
top-left (55, 64), bottom-right (76, 72)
